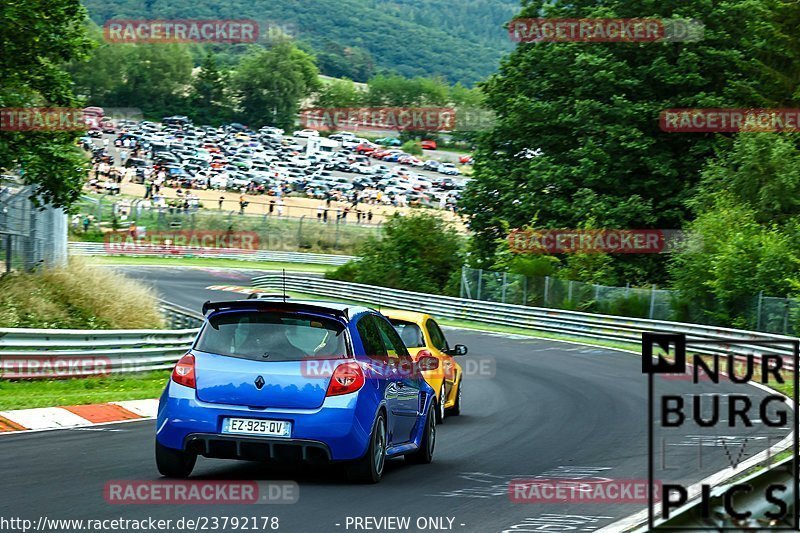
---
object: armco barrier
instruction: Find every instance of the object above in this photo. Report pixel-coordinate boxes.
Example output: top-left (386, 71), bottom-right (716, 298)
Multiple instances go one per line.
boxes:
top-left (251, 274), bottom-right (799, 370)
top-left (0, 327), bottom-right (199, 376)
top-left (68, 241), bottom-right (357, 266)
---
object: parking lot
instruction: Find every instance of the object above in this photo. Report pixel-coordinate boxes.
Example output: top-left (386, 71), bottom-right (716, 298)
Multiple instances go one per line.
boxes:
top-left (81, 117), bottom-right (472, 222)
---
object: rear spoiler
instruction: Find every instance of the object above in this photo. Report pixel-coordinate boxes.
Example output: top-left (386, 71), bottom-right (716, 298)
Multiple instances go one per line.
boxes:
top-left (201, 299), bottom-right (349, 319)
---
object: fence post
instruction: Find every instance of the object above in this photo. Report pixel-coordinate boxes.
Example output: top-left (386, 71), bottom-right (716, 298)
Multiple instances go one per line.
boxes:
top-left (756, 291), bottom-right (764, 330)
top-left (649, 284), bottom-right (657, 319)
top-left (544, 276), bottom-right (550, 306)
top-left (476, 269), bottom-right (483, 301)
top-left (297, 216), bottom-right (304, 247)
top-left (501, 272), bottom-right (507, 303)
top-left (522, 276), bottom-right (528, 306)
top-left (568, 280), bottom-right (574, 303)
top-left (783, 298), bottom-right (790, 334)
top-left (4, 234), bottom-right (11, 273)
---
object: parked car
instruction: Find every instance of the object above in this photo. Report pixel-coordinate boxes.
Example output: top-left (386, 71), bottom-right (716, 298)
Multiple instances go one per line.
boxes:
top-left (438, 163), bottom-right (461, 176)
top-left (375, 137), bottom-right (402, 146)
top-left (156, 299), bottom-right (439, 482)
top-left (293, 129), bottom-right (320, 138)
top-left (420, 140), bottom-right (437, 150)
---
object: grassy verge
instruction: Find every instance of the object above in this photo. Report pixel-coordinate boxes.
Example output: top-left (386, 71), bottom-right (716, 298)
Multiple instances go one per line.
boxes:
top-left (0, 259), bottom-right (163, 329)
top-left (0, 371), bottom-right (170, 410)
top-left (85, 255), bottom-right (335, 273)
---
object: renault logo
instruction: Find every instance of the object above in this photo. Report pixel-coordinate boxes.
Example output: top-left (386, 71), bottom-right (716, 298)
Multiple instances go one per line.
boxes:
top-left (254, 376), bottom-right (265, 389)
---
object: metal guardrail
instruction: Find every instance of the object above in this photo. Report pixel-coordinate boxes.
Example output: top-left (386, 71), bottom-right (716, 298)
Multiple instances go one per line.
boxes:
top-left (159, 299), bottom-right (205, 329)
top-left (68, 241), bottom-right (357, 266)
top-left (0, 327), bottom-right (199, 376)
top-left (251, 274), bottom-right (799, 370)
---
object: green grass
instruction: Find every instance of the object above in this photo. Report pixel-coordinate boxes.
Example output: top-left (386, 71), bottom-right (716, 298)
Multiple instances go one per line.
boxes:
top-left (84, 255), bottom-right (336, 273)
top-left (0, 371), bottom-right (170, 410)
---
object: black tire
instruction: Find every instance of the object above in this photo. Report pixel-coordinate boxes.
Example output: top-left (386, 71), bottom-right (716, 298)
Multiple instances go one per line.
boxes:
top-left (347, 413), bottom-right (387, 483)
top-left (448, 379), bottom-right (462, 416)
top-left (436, 384), bottom-right (446, 424)
top-left (406, 405), bottom-right (435, 464)
top-left (155, 440), bottom-right (196, 478)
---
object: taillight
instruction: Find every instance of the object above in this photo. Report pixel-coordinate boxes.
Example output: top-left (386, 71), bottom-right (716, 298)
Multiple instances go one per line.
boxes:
top-left (172, 353), bottom-right (196, 389)
top-left (326, 362), bottom-right (365, 397)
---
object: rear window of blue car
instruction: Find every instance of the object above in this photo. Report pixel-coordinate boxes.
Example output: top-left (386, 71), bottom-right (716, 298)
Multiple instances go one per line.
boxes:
top-left (195, 311), bottom-right (349, 361)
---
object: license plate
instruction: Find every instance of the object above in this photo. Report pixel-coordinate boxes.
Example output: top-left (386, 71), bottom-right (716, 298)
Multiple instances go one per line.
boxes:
top-left (222, 418), bottom-right (291, 437)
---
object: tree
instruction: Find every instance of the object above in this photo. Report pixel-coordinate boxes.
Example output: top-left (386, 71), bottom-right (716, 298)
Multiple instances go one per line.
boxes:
top-left (188, 53), bottom-right (232, 125)
top-left (1, 0), bottom-right (93, 207)
top-left (327, 213), bottom-right (463, 294)
top-left (111, 44), bottom-right (193, 116)
top-left (461, 0), bottom-right (800, 283)
top-left (692, 133), bottom-right (800, 225)
top-left (232, 41), bottom-right (320, 130)
top-left (669, 131), bottom-right (800, 326)
top-left (313, 78), bottom-right (363, 108)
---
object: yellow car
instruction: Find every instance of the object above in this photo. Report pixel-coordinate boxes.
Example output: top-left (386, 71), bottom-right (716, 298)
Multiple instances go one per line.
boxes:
top-left (384, 310), bottom-right (468, 423)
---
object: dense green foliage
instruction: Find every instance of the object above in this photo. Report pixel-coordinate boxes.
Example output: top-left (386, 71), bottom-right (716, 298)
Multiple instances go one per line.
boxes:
top-left (80, 0), bottom-right (518, 84)
top-left (327, 213), bottom-right (463, 294)
top-left (231, 41), bottom-right (320, 130)
top-left (1, 0), bottom-right (93, 207)
top-left (669, 133), bottom-right (800, 328)
top-left (462, 0), bottom-right (800, 284)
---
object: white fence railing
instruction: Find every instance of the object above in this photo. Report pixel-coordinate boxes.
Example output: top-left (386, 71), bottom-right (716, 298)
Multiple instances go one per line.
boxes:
top-left (68, 241), bottom-right (357, 265)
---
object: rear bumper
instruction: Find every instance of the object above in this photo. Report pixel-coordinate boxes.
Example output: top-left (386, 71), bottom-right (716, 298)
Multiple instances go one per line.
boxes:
top-left (185, 433), bottom-right (332, 464)
top-left (157, 381), bottom-right (378, 461)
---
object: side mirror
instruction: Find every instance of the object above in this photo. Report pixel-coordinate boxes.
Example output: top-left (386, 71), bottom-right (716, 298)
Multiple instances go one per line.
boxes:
top-left (448, 344), bottom-right (468, 356)
top-left (417, 355), bottom-right (440, 372)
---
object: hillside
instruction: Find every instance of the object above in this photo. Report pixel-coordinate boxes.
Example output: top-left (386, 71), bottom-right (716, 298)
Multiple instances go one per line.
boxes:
top-left (80, 0), bottom-right (519, 85)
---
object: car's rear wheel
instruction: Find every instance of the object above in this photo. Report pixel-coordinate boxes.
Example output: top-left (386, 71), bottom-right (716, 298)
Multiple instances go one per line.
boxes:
top-left (155, 440), bottom-right (196, 478)
top-left (448, 380), bottom-right (462, 416)
top-left (347, 413), bottom-right (386, 484)
top-left (406, 405), bottom-right (435, 464)
top-left (436, 384), bottom-right (446, 423)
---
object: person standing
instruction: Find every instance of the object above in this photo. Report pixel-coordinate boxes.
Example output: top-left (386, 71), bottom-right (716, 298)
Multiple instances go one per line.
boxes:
top-left (317, 204), bottom-right (323, 222)
top-left (367, 211), bottom-right (373, 224)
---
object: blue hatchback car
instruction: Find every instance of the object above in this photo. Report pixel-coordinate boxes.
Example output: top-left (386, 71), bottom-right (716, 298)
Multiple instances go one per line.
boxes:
top-left (156, 299), bottom-right (439, 483)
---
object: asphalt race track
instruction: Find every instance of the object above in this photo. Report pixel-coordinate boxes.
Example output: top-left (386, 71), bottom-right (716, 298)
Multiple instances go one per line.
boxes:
top-left (0, 266), bottom-right (790, 533)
